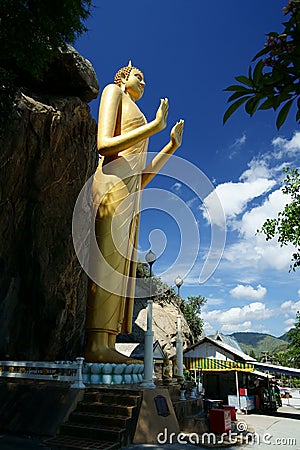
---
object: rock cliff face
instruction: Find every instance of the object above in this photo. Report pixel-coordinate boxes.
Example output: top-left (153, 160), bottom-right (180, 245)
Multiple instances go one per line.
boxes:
top-left (133, 299), bottom-right (193, 356)
top-left (0, 47), bottom-right (99, 360)
top-left (117, 281), bottom-right (194, 357)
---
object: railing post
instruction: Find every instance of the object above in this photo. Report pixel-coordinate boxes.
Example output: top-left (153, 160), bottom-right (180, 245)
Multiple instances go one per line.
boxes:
top-left (71, 357), bottom-right (86, 389)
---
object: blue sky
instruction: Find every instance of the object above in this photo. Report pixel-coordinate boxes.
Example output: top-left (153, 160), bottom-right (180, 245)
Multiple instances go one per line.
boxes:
top-left (75, 0), bottom-right (299, 337)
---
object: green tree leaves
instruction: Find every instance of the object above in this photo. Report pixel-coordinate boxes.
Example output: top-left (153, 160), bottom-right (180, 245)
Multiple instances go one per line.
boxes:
top-left (286, 311), bottom-right (300, 368)
top-left (180, 295), bottom-right (207, 340)
top-left (136, 262), bottom-right (207, 341)
top-left (223, 95), bottom-right (252, 125)
top-left (224, 1), bottom-right (300, 129)
top-left (0, 0), bottom-right (93, 80)
top-left (0, 0), bottom-right (93, 136)
top-left (258, 167), bottom-right (300, 271)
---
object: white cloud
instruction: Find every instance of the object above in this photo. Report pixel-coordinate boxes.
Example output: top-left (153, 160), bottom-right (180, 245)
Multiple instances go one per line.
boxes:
top-left (284, 318), bottom-right (295, 327)
top-left (240, 158), bottom-right (272, 183)
top-left (225, 238), bottom-right (293, 271)
top-left (272, 131), bottom-right (300, 158)
top-left (207, 297), bottom-right (225, 306)
top-left (205, 133), bottom-right (300, 271)
top-left (280, 300), bottom-right (300, 331)
top-left (202, 156), bottom-right (277, 228)
top-left (230, 284), bottom-right (267, 300)
top-left (224, 188), bottom-right (294, 271)
top-left (202, 178), bottom-right (275, 227)
top-left (221, 321), bottom-right (252, 333)
top-left (281, 300), bottom-right (300, 313)
top-left (281, 300), bottom-right (292, 309)
top-left (203, 321), bottom-right (215, 334)
top-left (229, 133), bottom-right (247, 159)
top-left (236, 189), bottom-right (289, 237)
top-left (298, 289), bottom-right (300, 298)
top-left (231, 133), bottom-right (247, 149)
top-left (202, 302), bottom-right (274, 327)
top-left (284, 318), bottom-right (296, 331)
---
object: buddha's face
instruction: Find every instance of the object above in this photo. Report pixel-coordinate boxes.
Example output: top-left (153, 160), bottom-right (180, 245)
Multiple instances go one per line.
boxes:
top-left (123, 69), bottom-right (146, 101)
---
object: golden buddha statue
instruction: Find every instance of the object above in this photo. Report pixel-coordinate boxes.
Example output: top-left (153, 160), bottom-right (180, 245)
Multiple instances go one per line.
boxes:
top-left (84, 62), bottom-right (184, 363)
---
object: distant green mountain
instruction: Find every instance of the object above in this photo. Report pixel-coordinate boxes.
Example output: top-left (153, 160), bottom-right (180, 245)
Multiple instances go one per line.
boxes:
top-left (278, 330), bottom-right (293, 341)
top-left (229, 332), bottom-right (288, 359)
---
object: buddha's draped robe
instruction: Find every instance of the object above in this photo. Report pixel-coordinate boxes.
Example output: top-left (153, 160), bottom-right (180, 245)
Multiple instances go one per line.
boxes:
top-left (86, 107), bottom-right (148, 335)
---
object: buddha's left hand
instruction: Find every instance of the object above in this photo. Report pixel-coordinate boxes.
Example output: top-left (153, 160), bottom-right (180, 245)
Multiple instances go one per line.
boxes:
top-left (170, 119), bottom-right (184, 149)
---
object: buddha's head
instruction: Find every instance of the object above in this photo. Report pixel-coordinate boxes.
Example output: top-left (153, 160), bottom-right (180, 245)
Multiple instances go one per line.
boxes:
top-left (114, 61), bottom-right (145, 101)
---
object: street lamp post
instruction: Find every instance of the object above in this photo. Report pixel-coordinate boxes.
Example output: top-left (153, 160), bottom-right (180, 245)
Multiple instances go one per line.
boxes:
top-left (175, 275), bottom-right (184, 382)
top-left (141, 250), bottom-right (156, 388)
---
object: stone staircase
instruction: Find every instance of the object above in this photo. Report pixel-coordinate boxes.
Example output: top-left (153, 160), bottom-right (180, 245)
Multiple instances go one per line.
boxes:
top-left (44, 387), bottom-right (143, 450)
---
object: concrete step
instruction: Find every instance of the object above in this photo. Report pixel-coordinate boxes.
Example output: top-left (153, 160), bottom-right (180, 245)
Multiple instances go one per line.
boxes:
top-left (46, 388), bottom-right (142, 450)
top-left (60, 422), bottom-right (126, 442)
top-left (86, 388), bottom-right (141, 396)
top-left (69, 411), bottom-right (128, 428)
top-left (84, 390), bottom-right (141, 405)
top-left (78, 401), bottom-right (134, 417)
top-left (44, 435), bottom-right (120, 450)
top-left (98, 393), bottom-right (140, 406)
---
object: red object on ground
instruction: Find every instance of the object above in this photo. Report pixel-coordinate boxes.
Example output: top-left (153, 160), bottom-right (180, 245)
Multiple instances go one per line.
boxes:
top-left (210, 409), bottom-right (231, 434)
top-left (255, 395), bottom-right (260, 410)
top-left (223, 405), bottom-right (236, 421)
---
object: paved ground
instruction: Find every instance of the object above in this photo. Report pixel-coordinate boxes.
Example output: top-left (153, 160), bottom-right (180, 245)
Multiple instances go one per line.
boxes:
top-left (1, 390), bottom-right (299, 449)
top-left (123, 391), bottom-right (300, 450)
top-left (0, 434), bottom-right (50, 449)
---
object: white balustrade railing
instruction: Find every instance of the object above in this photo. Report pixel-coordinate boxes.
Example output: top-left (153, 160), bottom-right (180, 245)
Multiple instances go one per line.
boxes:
top-left (0, 359), bottom-right (145, 387)
top-left (0, 356), bottom-right (85, 388)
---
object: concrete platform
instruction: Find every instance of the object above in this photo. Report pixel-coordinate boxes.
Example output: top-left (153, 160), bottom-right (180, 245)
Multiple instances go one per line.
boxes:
top-left (0, 379), bottom-right (204, 449)
top-left (0, 379), bottom-right (84, 436)
top-left (1, 404), bottom-right (300, 449)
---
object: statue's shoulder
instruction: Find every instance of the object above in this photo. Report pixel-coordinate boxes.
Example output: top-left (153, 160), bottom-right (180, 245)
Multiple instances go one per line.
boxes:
top-left (102, 83), bottom-right (122, 98)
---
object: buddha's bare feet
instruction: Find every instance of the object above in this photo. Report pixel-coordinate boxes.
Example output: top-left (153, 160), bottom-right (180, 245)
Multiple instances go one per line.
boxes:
top-left (85, 346), bottom-right (142, 364)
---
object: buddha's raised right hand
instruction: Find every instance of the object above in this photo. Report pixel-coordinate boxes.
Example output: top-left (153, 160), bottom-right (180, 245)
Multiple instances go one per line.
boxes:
top-left (155, 98), bottom-right (169, 131)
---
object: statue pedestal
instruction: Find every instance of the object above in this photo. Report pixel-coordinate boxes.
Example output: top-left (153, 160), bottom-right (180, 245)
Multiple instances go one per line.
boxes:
top-left (179, 389), bottom-right (186, 401)
top-left (83, 362), bottom-right (144, 385)
top-left (133, 388), bottom-right (180, 444)
top-left (189, 386), bottom-right (197, 399)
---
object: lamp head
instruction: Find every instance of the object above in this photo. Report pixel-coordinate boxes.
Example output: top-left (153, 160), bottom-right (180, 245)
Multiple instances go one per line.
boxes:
top-left (175, 275), bottom-right (183, 288)
top-left (145, 250), bottom-right (156, 265)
